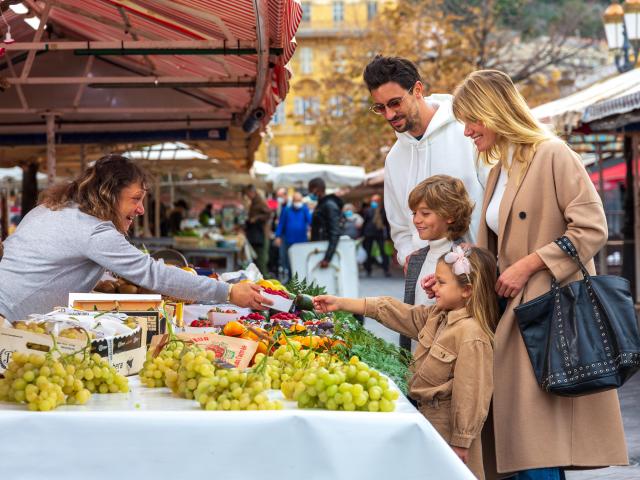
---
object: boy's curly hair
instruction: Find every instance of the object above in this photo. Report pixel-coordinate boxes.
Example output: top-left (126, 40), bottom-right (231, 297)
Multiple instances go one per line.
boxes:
top-left (408, 175), bottom-right (474, 240)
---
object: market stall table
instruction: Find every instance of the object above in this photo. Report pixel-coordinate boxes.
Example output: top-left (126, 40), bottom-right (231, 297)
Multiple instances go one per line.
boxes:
top-left (0, 376), bottom-right (474, 480)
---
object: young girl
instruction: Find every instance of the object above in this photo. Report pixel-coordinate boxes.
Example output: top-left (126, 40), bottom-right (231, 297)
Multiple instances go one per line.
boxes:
top-left (314, 246), bottom-right (497, 480)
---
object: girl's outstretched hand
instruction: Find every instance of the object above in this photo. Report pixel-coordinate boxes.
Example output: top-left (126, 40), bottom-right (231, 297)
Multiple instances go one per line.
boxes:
top-left (313, 295), bottom-right (341, 313)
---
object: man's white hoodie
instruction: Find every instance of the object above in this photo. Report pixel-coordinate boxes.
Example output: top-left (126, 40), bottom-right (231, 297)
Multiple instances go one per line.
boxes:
top-left (384, 93), bottom-right (489, 266)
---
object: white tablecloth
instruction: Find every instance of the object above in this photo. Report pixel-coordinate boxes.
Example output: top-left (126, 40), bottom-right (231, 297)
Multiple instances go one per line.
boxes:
top-left (0, 377), bottom-right (474, 480)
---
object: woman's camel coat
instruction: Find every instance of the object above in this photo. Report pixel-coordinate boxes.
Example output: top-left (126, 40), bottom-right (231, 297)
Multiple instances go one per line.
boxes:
top-left (477, 139), bottom-right (628, 475)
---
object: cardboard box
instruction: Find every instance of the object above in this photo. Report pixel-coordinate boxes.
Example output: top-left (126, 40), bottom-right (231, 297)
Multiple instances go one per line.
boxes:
top-left (149, 332), bottom-right (257, 369)
top-left (69, 293), bottom-right (165, 344)
top-left (0, 321), bottom-right (147, 377)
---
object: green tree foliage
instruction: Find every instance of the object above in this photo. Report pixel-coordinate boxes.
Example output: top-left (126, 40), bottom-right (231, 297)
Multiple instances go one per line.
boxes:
top-left (313, 0), bottom-right (608, 170)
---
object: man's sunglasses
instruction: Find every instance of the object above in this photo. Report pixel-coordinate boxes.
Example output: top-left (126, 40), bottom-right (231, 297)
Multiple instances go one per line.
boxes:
top-left (369, 89), bottom-right (413, 115)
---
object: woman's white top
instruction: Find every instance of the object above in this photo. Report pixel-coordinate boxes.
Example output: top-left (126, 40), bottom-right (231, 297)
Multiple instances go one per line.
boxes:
top-left (414, 237), bottom-right (453, 305)
top-left (486, 148), bottom-right (514, 236)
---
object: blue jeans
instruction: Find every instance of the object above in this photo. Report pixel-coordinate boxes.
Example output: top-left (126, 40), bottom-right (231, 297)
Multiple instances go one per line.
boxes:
top-left (279, 242), bottom-right (291, 281)
top-left (506, 468), bottom-right (566, 480)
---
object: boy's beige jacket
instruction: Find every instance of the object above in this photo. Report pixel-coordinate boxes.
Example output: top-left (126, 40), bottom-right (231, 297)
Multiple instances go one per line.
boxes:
top-left (365, 296), bottom-right (493, 479)
top-left (477, 139), bottom-right (628, 475)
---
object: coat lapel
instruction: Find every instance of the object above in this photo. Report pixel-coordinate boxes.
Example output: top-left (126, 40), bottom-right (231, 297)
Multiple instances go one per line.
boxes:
top-left (476, 163), bottom-right (500, 249)
top-left (497, 152), bottom-right (535, 256)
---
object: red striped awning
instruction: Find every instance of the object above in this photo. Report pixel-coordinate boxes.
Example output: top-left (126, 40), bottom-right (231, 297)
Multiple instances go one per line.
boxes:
top-left (0, 0), bottom-right (301, 122)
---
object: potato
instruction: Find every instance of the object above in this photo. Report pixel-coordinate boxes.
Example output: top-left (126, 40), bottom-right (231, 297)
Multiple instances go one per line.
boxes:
top-left (95, 280), bottom-right (116, 293)
top-left (118, 284), bottom-right (139, 294)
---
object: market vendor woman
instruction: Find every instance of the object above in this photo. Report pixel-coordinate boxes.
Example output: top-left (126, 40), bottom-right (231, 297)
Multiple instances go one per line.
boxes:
top-left (0, 154), bottom-right (269, 320)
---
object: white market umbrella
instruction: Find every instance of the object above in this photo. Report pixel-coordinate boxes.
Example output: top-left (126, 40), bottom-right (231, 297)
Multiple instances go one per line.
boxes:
top-left (266, 162), bottom-right (365, 188)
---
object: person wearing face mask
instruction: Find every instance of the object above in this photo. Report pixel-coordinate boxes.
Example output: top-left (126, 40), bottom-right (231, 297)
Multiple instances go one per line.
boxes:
top-left (361, 194), bottom-right (391, 278)
top-left (342, 203), bottom-right (364, 240)
top-left (0, 155), bottom-right (270, 321)
top-left (308, 177), bottom-right (344, 269)
top-left (274, 191), bottom-right (312, 282)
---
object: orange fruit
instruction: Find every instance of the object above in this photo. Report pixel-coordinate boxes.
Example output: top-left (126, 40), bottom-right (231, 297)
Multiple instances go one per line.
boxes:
top-left (331, 339), bottom-right (347, 348)
top-left (241, 330), bottom-right (259, 342)
top-left (223, 321), bottom-right (246, 337)
top-left (256, 341), bottom-right (268, 355)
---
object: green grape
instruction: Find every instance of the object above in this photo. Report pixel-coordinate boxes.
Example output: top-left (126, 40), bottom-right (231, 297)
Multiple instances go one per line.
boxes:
top-left (169, 346), bottom-right (217, 399)
top-left (278, 354), bottom-right (398, 412)
top-left (0, 352), bottom-right (67, 411)
top-left (194, 366), bottom-right (282, 411)
top-left (140, 341), bottom-right (184, 388)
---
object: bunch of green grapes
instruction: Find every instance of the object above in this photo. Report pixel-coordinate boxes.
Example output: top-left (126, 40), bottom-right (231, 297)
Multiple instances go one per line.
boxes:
top-left (267, 343), bottom-right (333, 390)
top-left (123, 317), bottom-right (138, 329)
top-left (0, 352), bottom-right (79, 411)
top-left (140, 341), bottom-right (184, 388)
top-left (59, 328), bottom-right (95, 340)
top-left (282, 356), bottom-right (399, 412)
top-left (194, 366), bottom-right (282, 411)
top-left (66, 352), bottom-right (129, 395)
top-left (13, 321), bottom-right (48, 334)
top-left (170, 347), bottom-right (217, 399)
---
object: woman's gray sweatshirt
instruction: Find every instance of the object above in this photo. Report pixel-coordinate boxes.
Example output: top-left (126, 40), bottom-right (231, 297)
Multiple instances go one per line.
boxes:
top-left (0, 206), bottom-right (230, 320)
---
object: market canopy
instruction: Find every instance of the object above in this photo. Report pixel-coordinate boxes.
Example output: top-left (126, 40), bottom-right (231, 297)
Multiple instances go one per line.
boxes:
top-left (364, 167), bottom-right (384, 186)
top-left (532, 68), bottom-right (640, 132)
top-left (266, 162), bottom-right (365, 188)
top-left (0, 0), bottom-right (302, 177)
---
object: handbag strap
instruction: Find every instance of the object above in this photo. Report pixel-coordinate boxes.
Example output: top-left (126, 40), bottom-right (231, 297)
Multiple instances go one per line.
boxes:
top-left (554, 236), bottom-right (591, 279)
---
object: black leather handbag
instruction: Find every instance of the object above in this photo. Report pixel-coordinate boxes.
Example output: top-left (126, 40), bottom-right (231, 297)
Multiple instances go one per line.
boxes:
top-left (514, 236), bottom-right (640, 396)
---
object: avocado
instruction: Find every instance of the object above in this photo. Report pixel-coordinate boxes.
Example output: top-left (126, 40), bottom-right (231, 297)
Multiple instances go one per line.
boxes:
top-left (294, 294), bottom-right (315, 312)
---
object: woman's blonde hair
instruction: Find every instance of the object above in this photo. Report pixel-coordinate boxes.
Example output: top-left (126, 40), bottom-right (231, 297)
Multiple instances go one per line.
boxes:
top-left (439, 247), bottom-right (498, 340)
top-left (39, 154), bottom-right (149, 233)
top-left (452, 69), bottom-right (555, 173)
top-left (408, 175), bottom-right (474, 241)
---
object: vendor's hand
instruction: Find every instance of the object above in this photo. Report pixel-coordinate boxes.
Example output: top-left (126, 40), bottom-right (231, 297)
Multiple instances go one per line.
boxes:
top-left (274, 237), bottom-right (282, 247)
top-left (421, 274), bottom-right (436, 299)
top-left (496, 258), bottom-right (533, 298)
top-left (319, 260), bottom-right (330, 269)
top-left (313, 295), bottom-right (341, 313)
top-left (230, 282), bottom-right (272, 310)
top-left (451, 446), bottom-right (469, 464)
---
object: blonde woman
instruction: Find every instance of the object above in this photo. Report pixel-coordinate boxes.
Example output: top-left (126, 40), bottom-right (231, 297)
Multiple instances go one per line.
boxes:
top-left (0, 155), bottom-right (269, 320)
top-left (452, 70), bottom-right (627, 479)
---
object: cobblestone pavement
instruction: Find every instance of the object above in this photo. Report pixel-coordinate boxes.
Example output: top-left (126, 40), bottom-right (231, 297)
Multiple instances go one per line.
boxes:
top-left (358, 267), bottom-right (640, 479)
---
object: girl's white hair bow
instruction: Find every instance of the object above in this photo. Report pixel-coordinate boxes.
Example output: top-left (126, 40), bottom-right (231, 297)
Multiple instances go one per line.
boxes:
top-left (444, 245), bottom-right (471, 276)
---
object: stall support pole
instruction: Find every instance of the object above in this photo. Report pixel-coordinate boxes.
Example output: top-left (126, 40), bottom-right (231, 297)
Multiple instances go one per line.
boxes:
top-left (80, 144), bottom-right (86, 172)
top-left (169, 173), bottom-right (175, 206)
top-left (633, 133), bottom-right (640, 303)
top-left (0, 188), bottom-right (8, 241)
top-left (596, 143), bottom-right (607, 275)
top-left (143, 194), bottom-right (150, 238)
top-left (21, 162), bottom-right (39, 218)
top-left (154, 175), bottom-right (161, 237)
top-left (45, 114), bottom-right (56, 185)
